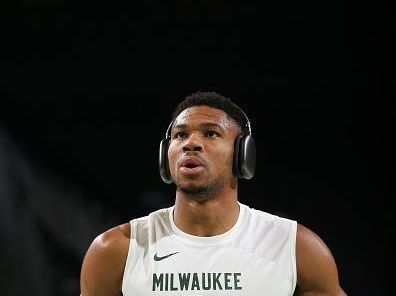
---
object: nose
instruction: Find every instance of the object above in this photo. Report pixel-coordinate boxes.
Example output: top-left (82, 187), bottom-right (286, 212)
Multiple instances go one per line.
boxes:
top-left (182, 132), bottom-right (203, 152)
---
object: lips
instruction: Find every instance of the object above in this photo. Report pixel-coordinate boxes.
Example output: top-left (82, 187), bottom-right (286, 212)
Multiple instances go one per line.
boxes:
top-left (180, 157), bottom-right (205, 168)
top-left (179, 157), bottom-right (205, 175)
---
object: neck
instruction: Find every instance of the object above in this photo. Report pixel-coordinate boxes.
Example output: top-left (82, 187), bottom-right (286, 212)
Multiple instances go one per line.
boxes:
top-left (173, 189), bottom-right (240, 237)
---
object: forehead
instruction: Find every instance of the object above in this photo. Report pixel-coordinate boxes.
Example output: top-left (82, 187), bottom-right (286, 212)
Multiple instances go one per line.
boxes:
top-left (173, 106), bottom-right (236, 128)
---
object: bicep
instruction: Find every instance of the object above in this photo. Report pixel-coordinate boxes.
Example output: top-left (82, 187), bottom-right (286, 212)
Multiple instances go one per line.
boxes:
top-left (296, 224), bottom-right (346, 296)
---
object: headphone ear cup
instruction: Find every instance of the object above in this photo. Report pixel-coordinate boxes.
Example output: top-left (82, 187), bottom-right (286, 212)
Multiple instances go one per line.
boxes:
top-left (233, 134), bottom-right (256, 179)
top-left (238, 134), bottom-right (256, 179)
top-left (159, 138), bottom-right (173, 183)
top-left (233, 134), bottom-right (243, 177)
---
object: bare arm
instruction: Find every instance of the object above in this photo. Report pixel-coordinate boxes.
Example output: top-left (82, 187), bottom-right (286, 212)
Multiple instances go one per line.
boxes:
top-left (80, 223), bottom-right (131, 296)
top-left (296, 224), bottom-right (347, 296)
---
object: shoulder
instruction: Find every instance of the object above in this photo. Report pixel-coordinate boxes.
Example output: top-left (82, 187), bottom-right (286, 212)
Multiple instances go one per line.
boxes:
top-left (98, 222), bottom-right (132, 244)
top-left (295, 223), bottom-right (347, 295)
top-left (80, 222), bottom-right (131, 295)
top-left (88, 222), bottom-right (131, 262)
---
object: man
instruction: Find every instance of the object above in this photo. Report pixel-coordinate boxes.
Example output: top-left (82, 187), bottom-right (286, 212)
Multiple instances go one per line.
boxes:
top-left (80, 91), bottom-right (347, 295)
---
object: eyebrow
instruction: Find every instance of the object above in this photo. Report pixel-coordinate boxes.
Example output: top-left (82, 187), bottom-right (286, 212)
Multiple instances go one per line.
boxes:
top-left (173, 122), bottom-right (225, 131)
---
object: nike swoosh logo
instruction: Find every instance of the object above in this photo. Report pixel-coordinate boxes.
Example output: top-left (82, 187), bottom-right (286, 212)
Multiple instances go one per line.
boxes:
top-left (154, 252), bottom-right (180, 261)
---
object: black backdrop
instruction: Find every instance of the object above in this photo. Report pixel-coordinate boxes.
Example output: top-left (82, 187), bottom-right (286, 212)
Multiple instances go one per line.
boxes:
top-left (1, 1), bottom-right (393, 295)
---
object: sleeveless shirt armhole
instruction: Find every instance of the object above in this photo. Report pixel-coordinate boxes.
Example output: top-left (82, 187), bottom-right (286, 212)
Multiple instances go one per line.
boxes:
top-left (121, 220), bottom-right (134, 294)
top-left (289, 220), bottom-right (298, 295)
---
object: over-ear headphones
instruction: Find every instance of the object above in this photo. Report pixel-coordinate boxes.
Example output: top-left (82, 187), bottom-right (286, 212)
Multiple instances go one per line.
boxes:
top-left (159, 104), bottom-right (256, 184)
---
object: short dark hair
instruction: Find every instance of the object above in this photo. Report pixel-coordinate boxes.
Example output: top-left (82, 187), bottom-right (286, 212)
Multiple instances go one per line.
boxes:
top-left (171, 91), bottom-right (249, 133)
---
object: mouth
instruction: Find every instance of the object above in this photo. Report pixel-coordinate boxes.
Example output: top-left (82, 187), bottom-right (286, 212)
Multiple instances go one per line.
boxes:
top-left (179, 158), bottom-right (205, 175)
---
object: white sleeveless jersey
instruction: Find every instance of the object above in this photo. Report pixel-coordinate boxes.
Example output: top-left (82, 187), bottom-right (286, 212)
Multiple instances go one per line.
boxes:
top-left (122, 202), bottom-right (297, 296)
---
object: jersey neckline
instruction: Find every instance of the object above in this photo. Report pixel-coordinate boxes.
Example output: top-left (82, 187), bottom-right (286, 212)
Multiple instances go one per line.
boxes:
top-left (169, 202), bottom-right (246, 245)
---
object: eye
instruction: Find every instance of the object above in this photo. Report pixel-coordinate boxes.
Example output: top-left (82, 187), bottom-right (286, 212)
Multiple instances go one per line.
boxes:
top-left (173, 132), bottom-right (187, 139)
top-left (206, 131), bottom-right (220, 138)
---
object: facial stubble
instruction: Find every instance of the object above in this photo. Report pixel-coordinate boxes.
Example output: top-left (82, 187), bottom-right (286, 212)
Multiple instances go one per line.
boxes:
top-left (176, 159), bottom-right (234, 200)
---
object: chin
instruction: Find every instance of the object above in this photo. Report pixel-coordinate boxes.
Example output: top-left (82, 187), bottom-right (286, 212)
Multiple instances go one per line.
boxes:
top-left (179, 185), bottom-right (208, 195)
top-left (177, 181), bottom-right (218, 198)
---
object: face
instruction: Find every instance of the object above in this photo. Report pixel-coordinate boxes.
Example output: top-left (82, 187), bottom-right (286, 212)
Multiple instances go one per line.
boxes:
top-left (168, 105), bottom-right (241, 197)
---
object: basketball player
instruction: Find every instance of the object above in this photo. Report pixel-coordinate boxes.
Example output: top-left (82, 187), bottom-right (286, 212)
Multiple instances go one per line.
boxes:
top-left (80, 91), bottom-right (347, 295)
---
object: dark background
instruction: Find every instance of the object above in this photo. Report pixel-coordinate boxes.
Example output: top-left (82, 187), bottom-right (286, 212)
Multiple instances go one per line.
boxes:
top-left (0, 1), bottom-right (393, 295)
